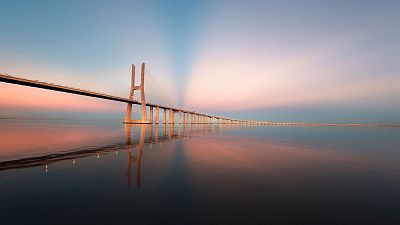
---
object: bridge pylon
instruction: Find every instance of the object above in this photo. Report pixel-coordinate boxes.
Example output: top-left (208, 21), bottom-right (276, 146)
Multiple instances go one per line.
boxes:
top-left (124, 63), bottom-right (151, 124)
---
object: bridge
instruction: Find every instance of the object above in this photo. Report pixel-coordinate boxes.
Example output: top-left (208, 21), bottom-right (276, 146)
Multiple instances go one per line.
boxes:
top-left (0, 63), bottom-right (270, 125)
top-left (1, 64), bottom-right (397, 127)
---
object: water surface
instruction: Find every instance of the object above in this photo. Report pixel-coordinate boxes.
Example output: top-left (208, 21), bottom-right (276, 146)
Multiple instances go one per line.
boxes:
top-left (1, 119), bottom-right (399, 225)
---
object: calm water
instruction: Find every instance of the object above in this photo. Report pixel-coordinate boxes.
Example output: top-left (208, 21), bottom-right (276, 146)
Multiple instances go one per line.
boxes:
top-left (0, 119), bottom-right (400, 225)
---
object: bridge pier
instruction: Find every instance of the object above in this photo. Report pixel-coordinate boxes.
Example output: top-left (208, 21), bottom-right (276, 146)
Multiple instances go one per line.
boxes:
top-left (163, 108), bottom-right (167, 124)
top-left (149, 106), bottom-right (153, 124)
top-left (169, 109), bottom-right (174, 124)
top-left (124, 63), bottom-right (151, 124)
top-left (155, 106), bottom-right (159, 124)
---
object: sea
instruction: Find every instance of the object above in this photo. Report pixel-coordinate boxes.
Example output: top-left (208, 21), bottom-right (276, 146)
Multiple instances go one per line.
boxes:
top-left (0, 118), bottom-right (399, 225)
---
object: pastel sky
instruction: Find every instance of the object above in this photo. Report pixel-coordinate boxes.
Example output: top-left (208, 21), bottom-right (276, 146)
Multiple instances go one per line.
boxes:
top-left (1, 0), bottom-right (399, 123)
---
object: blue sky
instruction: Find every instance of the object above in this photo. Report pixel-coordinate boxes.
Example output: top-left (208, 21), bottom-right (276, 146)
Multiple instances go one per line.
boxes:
top-left (0, 0), bottom-right (399, 123)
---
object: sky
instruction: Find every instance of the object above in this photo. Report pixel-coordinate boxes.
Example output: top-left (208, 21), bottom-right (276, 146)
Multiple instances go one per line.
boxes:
top-left (0, 0), bottom-right (399, 123)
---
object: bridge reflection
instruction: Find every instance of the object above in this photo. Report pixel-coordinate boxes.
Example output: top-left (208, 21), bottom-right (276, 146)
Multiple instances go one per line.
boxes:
top-left (0, 123), bottom-right (245, 188)
top-left (125, 124), bottom-right (145, 187)
top-left (124, 123), bottom-right (240, 187)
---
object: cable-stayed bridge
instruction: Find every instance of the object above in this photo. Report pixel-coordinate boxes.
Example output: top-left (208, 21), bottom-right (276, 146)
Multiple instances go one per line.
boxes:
top-left (1, 64), bottom-right (397, 128)
top-left (0, 63), bottom-right (273, 125)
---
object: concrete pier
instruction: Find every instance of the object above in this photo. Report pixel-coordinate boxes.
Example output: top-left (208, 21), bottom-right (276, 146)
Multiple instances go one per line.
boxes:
top-left (149, 106), bottom-right (153, 124)
top-left (155, 106), bottom-right (159, 124)
top-left (169, 109), bottom-right (174, 124)
top-left (163, 108), bottom-right (167, 124)
top-left (124, 63), bottom-right (150, 124)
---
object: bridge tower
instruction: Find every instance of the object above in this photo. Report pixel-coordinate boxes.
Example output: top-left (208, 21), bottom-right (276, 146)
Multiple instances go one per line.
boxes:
top-left (124, 63), bottom-right (151, 124)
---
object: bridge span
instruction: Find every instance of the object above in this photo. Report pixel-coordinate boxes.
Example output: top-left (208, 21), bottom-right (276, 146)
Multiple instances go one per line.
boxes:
top-left (0, 63), bottom-right (269, 125)
top-left (3, 65), bottom-right (396, 128)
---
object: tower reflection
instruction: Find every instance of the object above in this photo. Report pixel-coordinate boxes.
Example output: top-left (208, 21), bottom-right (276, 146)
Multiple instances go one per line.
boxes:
top-left (1, 122), bottom-right (245, 184)
top-left (122, 122), bottom-right (244, 187)
top-left (125, 124), bottom-right (146, 187)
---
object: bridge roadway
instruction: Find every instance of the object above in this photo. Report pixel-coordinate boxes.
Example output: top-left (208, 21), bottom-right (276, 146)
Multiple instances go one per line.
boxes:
top-left (0, 73), bottom-right (240, 121)
top-left (2, 73), bottom-right (398, 127)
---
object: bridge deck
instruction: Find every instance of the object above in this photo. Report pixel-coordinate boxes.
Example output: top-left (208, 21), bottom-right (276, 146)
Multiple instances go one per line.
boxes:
top-left (0, 74), bottom-right (217, 117)
top-left (1, 74), bottom-right (398, 127)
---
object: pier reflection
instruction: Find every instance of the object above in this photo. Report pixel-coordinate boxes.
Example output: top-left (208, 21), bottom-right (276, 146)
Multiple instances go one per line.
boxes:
top-left (123, 123), bottom-right (241, 187)
top-left (0, 122), bottom-right (244, 178)
top-left (125, 124), bottom-right (145, 187)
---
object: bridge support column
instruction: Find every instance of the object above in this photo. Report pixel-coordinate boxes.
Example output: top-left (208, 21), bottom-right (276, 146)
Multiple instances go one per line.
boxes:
top-left (179, 111), bottom-right (182, 124)
top-left (155, 106), bottom-right (159, 124)
top-left (163, 108), bottom-right (167, 124)
top-left (149, 106), bottom-right (153, 124)
top-left (124, 63), bottom-right (150, 124)
top-left (169, 109), bottom-right (174, 124)
top-left (124, 64), bottom-right (135, 123)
